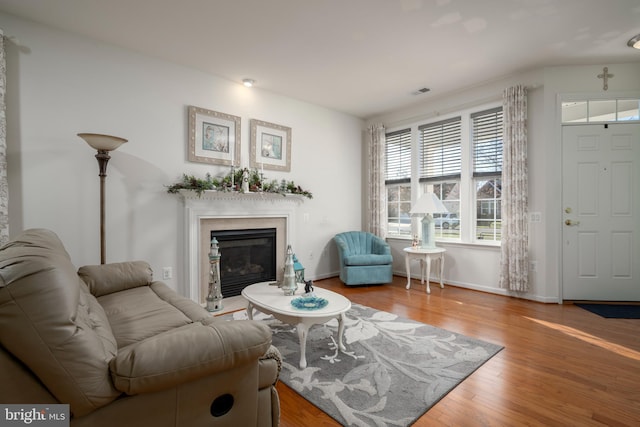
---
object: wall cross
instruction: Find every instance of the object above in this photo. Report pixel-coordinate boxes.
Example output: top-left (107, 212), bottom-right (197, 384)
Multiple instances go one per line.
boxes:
top-left (597, 67), bottom-right (613, 91)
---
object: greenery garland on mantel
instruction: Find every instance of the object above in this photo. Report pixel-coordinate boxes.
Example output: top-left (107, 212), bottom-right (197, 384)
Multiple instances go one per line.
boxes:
top-left (166, 169), bottom-right (313, 199)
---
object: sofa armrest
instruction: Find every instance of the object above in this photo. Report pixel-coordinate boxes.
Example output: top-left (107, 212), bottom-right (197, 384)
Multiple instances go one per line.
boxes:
top-left (110, 320), bottom-right (272, 395)
top-left (258, 345), bottom-right (282, 389)
top-left (79, 261), bottom-right (153, 297)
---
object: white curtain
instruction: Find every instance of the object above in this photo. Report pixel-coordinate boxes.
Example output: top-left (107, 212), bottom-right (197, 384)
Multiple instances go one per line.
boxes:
top-left (499, 85), bottom-right (529, 292)
top-left (0, 29), bottom-right (8, 245)
top-left (367, 123), bottom-right (386, 237)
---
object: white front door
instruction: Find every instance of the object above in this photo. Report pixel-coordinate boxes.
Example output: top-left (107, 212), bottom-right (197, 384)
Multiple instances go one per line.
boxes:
top-left (562, 124), bottom-right (640, 301)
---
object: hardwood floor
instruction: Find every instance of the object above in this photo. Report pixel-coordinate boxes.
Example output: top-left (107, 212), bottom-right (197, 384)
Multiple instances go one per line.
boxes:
top-left (276, 276), bottom-right (640, 426)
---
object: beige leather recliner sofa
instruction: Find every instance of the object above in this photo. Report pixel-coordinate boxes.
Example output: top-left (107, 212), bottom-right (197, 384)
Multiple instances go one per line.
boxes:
top-left (0, 228), bottom-right (281, 426)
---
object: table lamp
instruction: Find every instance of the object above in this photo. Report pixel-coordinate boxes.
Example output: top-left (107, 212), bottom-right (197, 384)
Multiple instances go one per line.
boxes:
top-left (410, 193), bottom-right (448, 249)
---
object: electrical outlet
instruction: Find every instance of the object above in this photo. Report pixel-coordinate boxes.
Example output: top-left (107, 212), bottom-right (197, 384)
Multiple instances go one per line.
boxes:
top-left (529, 261), bottom-right (538, 272)
top-left (162, 267), bottom-right (172, 280)
top-left (530, 212), bottom-right (542, 223)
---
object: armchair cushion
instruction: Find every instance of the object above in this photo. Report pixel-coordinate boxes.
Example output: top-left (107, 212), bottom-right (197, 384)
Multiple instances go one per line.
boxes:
top-left (343, 254), bottom-right (393, 266)
top-left (97, 285), bottom-right (193, 349)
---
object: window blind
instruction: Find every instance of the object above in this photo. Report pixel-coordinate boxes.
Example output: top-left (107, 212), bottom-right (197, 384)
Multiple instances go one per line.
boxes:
top-left (472, 107), bottom-right (503, 177)
top-left (418, 117), bottom-right (461, 181)
top-left (385, 128), bottom-right (411, 183)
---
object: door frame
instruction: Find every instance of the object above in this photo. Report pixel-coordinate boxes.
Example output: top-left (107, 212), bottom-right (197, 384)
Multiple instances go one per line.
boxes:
top-left (557, 91), bottom-right (640, 303)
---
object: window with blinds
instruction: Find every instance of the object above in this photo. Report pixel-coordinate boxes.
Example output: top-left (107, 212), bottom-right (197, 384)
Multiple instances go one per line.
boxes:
top-left (418, 117), bottom-right (461, 181)
top-left (385, 128), bottom-right (412, 236)
top-left (385, 128), bottom-right (411, 183)
top-left (472, 107), bottom-right (503, 176)
top-left (472, 107), bottom-right (503, 242)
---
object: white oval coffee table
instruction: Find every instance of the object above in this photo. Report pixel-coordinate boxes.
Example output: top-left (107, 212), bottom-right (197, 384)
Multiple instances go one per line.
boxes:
top-left (242, 281), bottom-right (351, 369)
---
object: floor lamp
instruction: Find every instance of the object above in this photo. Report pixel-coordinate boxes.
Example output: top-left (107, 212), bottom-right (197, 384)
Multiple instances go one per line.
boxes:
top-left (409, 192), bottom-right (448, 249)
top-left (78, 133), bottom-right (127, 264)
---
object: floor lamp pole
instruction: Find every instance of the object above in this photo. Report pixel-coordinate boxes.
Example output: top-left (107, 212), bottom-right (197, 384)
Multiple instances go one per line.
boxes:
top-left (96, 150), bottom-right (110, 265)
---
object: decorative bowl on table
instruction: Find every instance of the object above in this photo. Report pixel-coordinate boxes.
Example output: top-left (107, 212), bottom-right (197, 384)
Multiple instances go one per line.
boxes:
top-left (291, 294), bottom-right (328, 310)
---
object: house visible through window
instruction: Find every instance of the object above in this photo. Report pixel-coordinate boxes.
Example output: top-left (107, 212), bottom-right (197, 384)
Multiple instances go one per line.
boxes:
top-left (418, 118), bottom-right (461, 239)
top-left (385, 128), bottom-right (411, 236)
top-left (472, 107), bottom-right (503, 241)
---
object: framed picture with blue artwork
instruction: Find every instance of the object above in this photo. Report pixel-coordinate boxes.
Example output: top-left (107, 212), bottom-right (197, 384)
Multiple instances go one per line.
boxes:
top-left (188, 106), bottom-right (240, 166)
top-left (249, 119), bottom-right (291, 172)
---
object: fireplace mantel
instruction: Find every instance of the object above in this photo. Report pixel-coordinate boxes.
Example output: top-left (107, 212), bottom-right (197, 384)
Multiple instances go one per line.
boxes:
top-left (178, 189), bottom-right (307, 204)
top-left (180, 190), bottom-right (305, 303)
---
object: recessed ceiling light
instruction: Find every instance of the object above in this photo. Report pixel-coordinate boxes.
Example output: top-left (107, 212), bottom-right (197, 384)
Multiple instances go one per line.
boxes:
top-left (242, 78), bottom-right (255, 87)
top-left (627, 34), bottom-right (640, 49)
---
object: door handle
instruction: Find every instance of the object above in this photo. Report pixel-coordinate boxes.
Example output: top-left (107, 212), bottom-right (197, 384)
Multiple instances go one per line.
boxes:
top-left (565, 219), bottom-right (580, 226)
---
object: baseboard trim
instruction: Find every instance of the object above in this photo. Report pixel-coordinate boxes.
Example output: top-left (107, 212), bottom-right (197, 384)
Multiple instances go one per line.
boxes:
top-left (391, 270), bottom-right (558, 304)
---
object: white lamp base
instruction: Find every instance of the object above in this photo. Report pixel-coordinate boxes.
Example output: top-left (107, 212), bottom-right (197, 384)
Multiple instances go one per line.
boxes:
top-left (421, 214), bottom-right (436, 249)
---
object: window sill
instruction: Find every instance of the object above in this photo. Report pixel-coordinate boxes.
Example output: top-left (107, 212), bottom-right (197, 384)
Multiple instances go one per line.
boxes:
top-left (386, 235), bottom-right (501, 250)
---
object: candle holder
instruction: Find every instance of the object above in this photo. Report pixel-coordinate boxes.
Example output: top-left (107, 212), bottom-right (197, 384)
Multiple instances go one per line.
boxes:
top-left (241, 168), bottom-right (250, 193)
top-left (281, 245), bottom-right (298, 296)
top-left (229, 165), bottom-right (235, 191)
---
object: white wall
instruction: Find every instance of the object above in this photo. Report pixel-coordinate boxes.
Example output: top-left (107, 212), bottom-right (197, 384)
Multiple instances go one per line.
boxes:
top-left (368, 62), bottom-right (640, 303)
top-left (2, 13), bottom-right (364, 293)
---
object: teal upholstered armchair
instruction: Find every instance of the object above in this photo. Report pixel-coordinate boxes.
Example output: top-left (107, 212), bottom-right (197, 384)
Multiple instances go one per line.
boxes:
top-left (334, 231), bottom-right (393, 286)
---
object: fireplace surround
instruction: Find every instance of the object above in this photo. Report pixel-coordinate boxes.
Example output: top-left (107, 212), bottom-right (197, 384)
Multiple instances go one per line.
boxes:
top-left (180, 190), bottom-right (304, 303)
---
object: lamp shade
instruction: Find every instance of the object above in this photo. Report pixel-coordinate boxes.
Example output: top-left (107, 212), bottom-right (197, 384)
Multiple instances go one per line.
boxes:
top-left (78, 133), bottom-right (127, 151)
top-left (410, 192), bottom-right (448, 215)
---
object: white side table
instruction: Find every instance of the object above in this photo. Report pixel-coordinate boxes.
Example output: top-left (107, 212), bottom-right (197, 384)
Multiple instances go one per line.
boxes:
top-left (404, 247), bottom-right (446, 294)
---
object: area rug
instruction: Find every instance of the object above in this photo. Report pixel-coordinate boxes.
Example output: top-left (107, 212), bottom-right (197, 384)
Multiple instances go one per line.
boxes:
top-left (227, 303), bottom-right (503, 426)
top-left (575, 303), bottom-right (640, 319)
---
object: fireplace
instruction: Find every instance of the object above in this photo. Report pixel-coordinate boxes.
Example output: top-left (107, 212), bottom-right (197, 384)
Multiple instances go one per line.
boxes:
top-left (211, 228), bottom-right (277, 297)
top-left (198, 216), bottom-right (287, 304)
top-left (180, 190), bottom-right (304, 304)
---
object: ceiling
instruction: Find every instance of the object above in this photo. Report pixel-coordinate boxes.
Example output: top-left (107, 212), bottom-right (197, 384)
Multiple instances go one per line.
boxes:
top-left (1, 0), bottom-right (639, 119)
